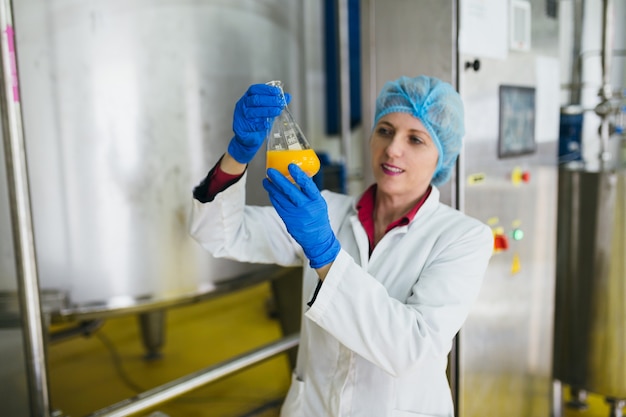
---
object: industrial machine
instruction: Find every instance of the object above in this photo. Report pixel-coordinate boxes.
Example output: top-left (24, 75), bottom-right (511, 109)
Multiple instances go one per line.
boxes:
top-left (552, 1), bottom-right (626, 416)
top-left (0, 0), bottom-right (306, 415)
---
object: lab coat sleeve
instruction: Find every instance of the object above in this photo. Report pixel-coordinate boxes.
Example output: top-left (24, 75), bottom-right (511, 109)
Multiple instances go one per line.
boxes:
top-left (188, 172), bottom-right (304, 266)
top-left (305, 220), bottom-right (493, 377)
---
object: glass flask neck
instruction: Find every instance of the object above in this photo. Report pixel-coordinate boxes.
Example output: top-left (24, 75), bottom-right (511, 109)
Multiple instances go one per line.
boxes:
top-left (265, 80), bottom-right (312, 152)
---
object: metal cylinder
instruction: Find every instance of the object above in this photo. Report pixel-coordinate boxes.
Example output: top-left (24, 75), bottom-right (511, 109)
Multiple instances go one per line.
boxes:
top-left (553, 165), bottom-right (626, 399)
top-left (1, 0), bottom-right (305, 313)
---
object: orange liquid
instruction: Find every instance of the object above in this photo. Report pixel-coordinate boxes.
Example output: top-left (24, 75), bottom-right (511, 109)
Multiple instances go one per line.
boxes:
top-left (266, 149), bottom-right (321, 181)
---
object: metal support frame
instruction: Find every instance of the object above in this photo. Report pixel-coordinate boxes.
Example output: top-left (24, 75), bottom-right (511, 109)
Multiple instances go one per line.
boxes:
top-left (335, 0), bottom-right (352, 188)
top-left (0, 1), bottom-right (51, 416)
top-left (606, 398), bottom-right (626, 417)
top-left (596, 0), bottom-right (615, 161)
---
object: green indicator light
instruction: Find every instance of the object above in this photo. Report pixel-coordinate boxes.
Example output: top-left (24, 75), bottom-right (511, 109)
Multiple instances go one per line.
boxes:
top-left (512, 229), bottom-right (524, 241)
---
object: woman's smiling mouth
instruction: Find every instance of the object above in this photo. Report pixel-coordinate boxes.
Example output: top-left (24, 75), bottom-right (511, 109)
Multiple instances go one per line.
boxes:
top-left (381, 163), bottom-right (404, 175)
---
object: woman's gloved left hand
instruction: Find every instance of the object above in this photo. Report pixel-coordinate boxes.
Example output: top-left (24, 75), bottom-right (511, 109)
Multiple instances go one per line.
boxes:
top-left (263, 164), bottom-right (340, 269)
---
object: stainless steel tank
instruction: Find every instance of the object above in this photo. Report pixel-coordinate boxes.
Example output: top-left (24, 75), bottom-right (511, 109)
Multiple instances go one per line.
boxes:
top-left (553, 165), bottom-right (626, 399)
top-left (1, 0), bottom-right (305, 313)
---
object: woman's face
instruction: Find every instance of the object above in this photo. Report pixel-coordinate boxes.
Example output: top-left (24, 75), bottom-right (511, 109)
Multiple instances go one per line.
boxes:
top-left (370, 112), bottom-right (439, 202)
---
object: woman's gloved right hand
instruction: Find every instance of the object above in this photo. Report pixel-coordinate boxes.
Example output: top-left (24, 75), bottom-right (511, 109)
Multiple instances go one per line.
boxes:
top-left (227, 84), bottom-right (290, 164)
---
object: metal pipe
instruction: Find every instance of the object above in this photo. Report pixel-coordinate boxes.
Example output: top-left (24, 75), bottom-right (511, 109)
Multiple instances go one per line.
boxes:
top-left (596, 0), bottom-right (615, 162)
top-left (86, 333), bottom-right (300, 417)
top-left (449, 5), bottom-right (461, 414)
top-left (600, 0), bottom-right (614, 101)
top-left (450, 0), bottom-right (460, 211)
top-left (335, 0), bottom-right (351, 186)
top-left (138, 310), bottom-right (166, 360)
top-left (359, 0), bottom-right (376, 187)
top-left (0, 1), bottom-right (51, 416)
top-left (570, 0), bottom-right (585, 105)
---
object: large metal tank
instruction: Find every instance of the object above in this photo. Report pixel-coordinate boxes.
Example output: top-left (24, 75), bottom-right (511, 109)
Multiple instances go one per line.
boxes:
top-left (553, 165), bottom-right (626, 400)
top-left (1, 0), bottom-right (305, 312)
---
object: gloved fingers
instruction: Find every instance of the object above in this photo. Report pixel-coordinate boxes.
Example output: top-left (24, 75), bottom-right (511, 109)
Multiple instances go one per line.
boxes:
top-left (288, 164), bottom-right (321, 199)
top-left (245, 84), bottom-right (290, 106)
top-left (244, 85), bottom-right (286, 106)
top-left (236, 117), bottom-right (270, 134)
top-left (246, 83), bottom-right (283, 97)
top-left (237, 97), bottom-right (283, 119)
top-left (262, 178), bottom-right (294, 211)
top-left (243, 105), bottom-right (283, 119)
top-left (234, 123), bottom-right (270, 144)
top-left (265, 168), bottom-right (308, 207)
top-left (244, 92), bottom-right (284, 107)
top-left (232, 85), bottom-right (284, 119)
top-left (236, 84), bottom-right (292, 122)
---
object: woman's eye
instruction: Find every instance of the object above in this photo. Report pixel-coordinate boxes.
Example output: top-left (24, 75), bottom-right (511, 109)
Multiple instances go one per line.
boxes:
top-left (410, 135), bottom-right (424, 144)
top-left (377, 127), bottom-right (393, 136)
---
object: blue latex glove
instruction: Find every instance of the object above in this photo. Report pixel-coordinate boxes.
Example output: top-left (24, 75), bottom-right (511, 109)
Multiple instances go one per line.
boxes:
top-left (227, 84), bottom-right (290, 164)
top-left (263, 164), bottom-right (340, 269)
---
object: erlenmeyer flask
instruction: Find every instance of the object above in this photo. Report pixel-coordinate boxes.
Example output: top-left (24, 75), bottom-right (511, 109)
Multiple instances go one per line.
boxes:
top-left (265, 80), bottom-right (320, 181)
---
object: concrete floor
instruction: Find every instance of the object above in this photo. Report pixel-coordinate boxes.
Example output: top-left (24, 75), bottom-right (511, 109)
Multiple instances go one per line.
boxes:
top-left (46, 280), bottom-right (616, 417)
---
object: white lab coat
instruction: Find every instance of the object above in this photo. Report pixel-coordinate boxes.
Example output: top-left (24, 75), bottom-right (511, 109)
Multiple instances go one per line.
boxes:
top-left (189, 172), bottom-right (493, 417)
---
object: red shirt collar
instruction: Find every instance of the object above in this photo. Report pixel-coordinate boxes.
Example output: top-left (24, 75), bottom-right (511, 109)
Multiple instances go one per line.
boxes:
top-left (356, 184), bottom-right (432, 254)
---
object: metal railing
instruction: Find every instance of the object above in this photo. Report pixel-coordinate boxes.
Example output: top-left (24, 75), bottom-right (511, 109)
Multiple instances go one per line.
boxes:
top-left (85, 333), bottom-right (299, 417)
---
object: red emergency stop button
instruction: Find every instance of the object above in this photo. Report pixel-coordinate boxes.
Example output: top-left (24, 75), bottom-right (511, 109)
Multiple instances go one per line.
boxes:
top-left (494, 234), bottom-right (509, 251)
top-left (521, 171), bottom-right (530, 183)
top-left (492, 227), bottom-right (509, 252)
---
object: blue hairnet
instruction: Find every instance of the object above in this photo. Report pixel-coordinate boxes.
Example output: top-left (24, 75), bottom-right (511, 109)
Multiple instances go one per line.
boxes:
top-left (373, 75), bottom-right (465, 186)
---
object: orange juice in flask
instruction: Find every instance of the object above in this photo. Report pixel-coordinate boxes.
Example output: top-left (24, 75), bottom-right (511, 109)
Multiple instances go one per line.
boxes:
top-left (265, 80), bottom-right (320, 181)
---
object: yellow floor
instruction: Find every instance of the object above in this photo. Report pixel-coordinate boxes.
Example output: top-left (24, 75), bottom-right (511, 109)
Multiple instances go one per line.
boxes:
top-left (46, 280), bottom-right (618, 417)
top-left (562, 390), bottom-right (621, 417)
top-left (48, 282), bottom-right (292, 417)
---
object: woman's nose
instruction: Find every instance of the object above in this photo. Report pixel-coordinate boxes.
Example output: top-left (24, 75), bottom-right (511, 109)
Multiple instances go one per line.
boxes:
top-left (385, 137), bottom-right (403, 157)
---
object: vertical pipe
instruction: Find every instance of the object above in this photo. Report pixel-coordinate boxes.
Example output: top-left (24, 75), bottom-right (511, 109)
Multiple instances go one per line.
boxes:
top-left (449, 4), bottom-right (461, 414)
top-left (0, 2), bottom-right (51, 416)
top-left (297, 0), bottom-right (307, 137)
top-left (450, 0), bottom-right (460, 211)
top-left (335, 0), bottom-right (351, 187)
top-left (597, 0), bottom-right (615, 162)
top-left (359, 0), bottom-right (376, 187)
top-left (570, 0), bottom-right (585, 105)
top-left (600, 0), bottom-right (614, 101)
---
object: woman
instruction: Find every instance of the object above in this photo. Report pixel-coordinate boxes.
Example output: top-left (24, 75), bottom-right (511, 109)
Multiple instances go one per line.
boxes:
top-left (189, 75), bottom-right (493, 416)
